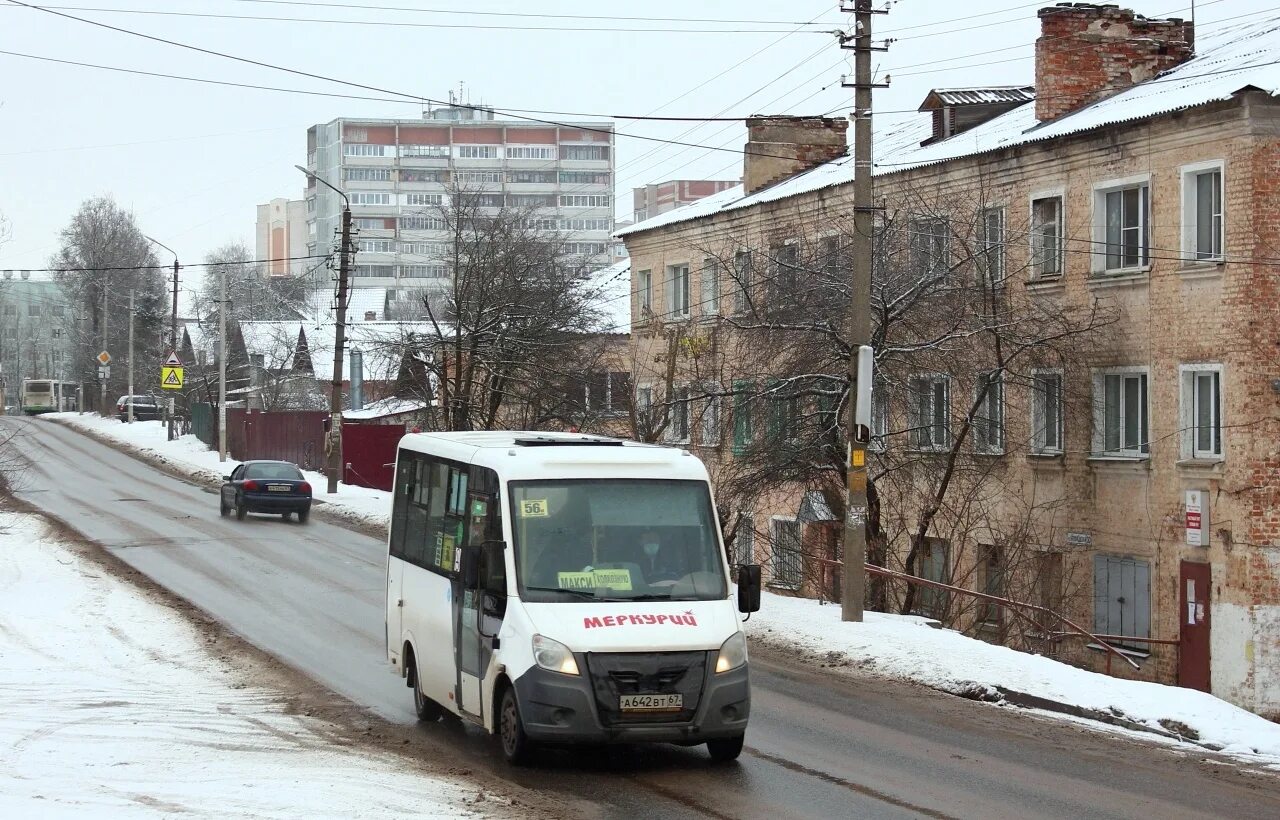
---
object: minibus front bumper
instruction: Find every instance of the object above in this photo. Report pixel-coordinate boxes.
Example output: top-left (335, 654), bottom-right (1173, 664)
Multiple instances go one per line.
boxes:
top-left (513, 651), bottom-right (749, 745)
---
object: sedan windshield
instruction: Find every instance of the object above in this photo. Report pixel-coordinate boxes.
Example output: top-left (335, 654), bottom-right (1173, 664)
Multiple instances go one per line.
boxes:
top-left (511, 479), bottom-right (727, 603)
top-left (244, 463), bottom-right (303, 480)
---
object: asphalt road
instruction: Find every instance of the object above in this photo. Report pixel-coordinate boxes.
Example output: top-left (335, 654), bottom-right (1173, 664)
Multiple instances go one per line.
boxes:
top-left (5, 416), bottom-right (1280, 819)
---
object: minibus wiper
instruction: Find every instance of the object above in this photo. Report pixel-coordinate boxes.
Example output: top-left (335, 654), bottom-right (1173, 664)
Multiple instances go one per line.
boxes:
top-left (618, 593), bottom-right (674, 601)
top-left (525, 585), bottom-right (603, 599)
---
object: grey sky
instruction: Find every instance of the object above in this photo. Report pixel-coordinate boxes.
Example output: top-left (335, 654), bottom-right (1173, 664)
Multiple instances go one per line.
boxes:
top-left (0, 0), bottom-right (1266, 275)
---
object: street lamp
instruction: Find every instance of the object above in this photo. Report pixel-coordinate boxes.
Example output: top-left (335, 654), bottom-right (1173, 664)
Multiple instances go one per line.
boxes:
top-left (144, 235), bottom-right (180, 442)
top-left (295, 164), bottom-right (353, 495)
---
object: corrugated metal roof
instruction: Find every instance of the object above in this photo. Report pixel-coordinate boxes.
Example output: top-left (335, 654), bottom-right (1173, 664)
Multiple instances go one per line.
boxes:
top-left (921, 86), bottom-right (1035, 109)
top-left (617, 17), bottom-right (1280, 239)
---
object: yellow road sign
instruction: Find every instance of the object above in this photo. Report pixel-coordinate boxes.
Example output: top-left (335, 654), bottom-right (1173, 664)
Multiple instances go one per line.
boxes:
top-left (161, 366), bottom-right (184, 390)
top-left (96, 351), bottom-right (111, 365)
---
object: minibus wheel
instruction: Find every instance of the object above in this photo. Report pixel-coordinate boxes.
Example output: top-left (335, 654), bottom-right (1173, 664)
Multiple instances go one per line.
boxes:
top-left (706, 734), bottom-right (745, 763)
top-left (498, 686), bottom-right (533, 765)
top-left (411, 655), bottom-right (442, 721)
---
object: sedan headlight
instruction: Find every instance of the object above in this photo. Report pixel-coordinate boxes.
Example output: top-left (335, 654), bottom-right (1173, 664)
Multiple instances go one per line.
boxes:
top-left (715, 631), bottom-right (748, 674)
top-left (532, 634), bottom-right (580, 676)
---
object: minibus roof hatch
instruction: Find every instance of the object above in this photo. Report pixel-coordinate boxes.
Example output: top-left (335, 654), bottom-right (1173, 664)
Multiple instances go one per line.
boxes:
top-left (512, 436), bottom-right (624, 448)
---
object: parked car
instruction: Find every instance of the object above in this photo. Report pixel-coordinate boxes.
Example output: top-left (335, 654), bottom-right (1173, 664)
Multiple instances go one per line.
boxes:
top-left (220, 460), bottom-right (312, 523)
top-left (116, 394), bottom-right (163, 422)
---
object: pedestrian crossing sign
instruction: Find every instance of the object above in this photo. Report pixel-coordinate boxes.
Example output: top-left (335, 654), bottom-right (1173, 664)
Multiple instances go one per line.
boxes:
top-left (161, 366), bottom-right (184, 390)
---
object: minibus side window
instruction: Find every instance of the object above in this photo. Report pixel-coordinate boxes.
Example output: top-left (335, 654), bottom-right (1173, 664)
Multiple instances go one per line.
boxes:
top-left (402, 458), bottom-right (434, 567)
top-left (388, 451), bottom-right (415, 558)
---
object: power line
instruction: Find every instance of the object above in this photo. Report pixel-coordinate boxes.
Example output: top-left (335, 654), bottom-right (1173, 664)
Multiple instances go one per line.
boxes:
top-left (13, 252), bottom-right (334, 274)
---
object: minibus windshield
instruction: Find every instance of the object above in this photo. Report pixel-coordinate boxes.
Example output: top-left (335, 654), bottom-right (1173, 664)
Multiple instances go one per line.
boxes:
top-left (510, 479), bottom-right (727, 603)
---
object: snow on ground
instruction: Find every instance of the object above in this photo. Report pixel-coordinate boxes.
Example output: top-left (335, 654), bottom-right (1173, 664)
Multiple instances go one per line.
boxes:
top-left (40, 414), bottom-right (1280, 768)
top-left (747, 591), bottom-right (1280, 767)
top-left (44, 414), bottom-right (392, 531)
top-left (0, 511), bottom-right (494, 819)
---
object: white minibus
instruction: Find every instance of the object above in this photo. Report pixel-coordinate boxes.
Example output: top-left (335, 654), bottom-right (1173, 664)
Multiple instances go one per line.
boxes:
top-left (385, 431), bottom-right (762, 764)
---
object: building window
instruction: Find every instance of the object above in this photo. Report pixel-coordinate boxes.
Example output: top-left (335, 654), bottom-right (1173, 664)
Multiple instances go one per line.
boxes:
top-left (343, 143), bottom-right (387, 157)
top-left (912, 538), bottom-right (950, 618)
top-left (978, 207), bottom-right (1004, 284)
top-left (399, 216), bottom-right (446, 231)
top-left (732, 379), bottom-right (756, 455)
top-left (453, 170), bottom-right (502, 185)
top-left (820, 234), bottom-right (845, 278)
top-left (733, 250), bottom-right (753, 314)
top-left (561, 242), bottom-right (607, 256)
top-left (734, 515), bottom-right (755, 567)
top-left (764, 380), bottom-right (799, 444)
top-left (507, 170), bottom-right (556, 184)
top-left (977, 544), bottom-right (1004, 627)
top-left (1182, 163), bottom-right (1224, 262)
top-left (560, 195), bottom-right (611, 208)
top-left (507, 195), bottom-right (556, 209)
top-left (28, 304), bottom-right (41, 317)
top-left (637, 269), bottom-right (652, 313)
top-left (1031, 371), bottom-right (1063, 454)
top-left (352, 217), bottom-right (383, 230)
top-left (973, 371), bottom-right (1004, 454)
top-left (667, 264), bottom-right (690, 318)
top-left (559, 171), bottom-right (610, 185)
top-left (50, 305), bottom-right (64, 318)
top-left (770, 518), bottom-right (803, 590)
top-left (667, 385), bottom-right (691, 443)
top-left (401, 169), bottom-right (447, 183)
top-left (562, 144), bottom-right (609, 161)
top-left (505, 145), bottom-right (556, 160)
top-left (357, 239), bottom-right (394, 253)
top-left (1030, 196), bottom-right (1062, 278)
top-left (401, 241), bottom-right (446, 256)
top-left (560, 218), bottom-right (611, 232)
top-left (1093, 555), bottom-right (1150, 649)
top-left (346, 167), bottom-right (391, 182)
top-left (1180, 365), bottom-right (1223, 460)
top-left (350, 192), bottom-right (392, 206)
top-left (581, 371), bottom-right (630, 415)
top-left (911, 217), bottom-right (949, 278)
top-left (401, 264), bottom-right (449, 279)
top-left (471, 194), bottom-right (503, 208)
top-left (768, 243), bottom-right (799, 302)
top-left (457, 145), bottom-right (498, 159)
top-left (700, 388), bottom-right (720, 446)
top-left (401, 144), bottom-right (449, 158)
top-left (908, 375), bottom-right (949, 450)
top-left (1095, 179), bottom-right (1149, 272)
top-left (700, 258), bottom-right (721, 317)
top-left (869, 380), bottom-right (888, 451)
top-left (1094, 369), bottom-right (1148, 457)
top-left (405, 193), bottom-right (443, 207)
top-left (352, 264), bottom-right (395, 279)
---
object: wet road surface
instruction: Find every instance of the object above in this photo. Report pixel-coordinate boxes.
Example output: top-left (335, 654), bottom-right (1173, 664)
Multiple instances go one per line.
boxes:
top-left (5, 416), bottom-right (1279, 819)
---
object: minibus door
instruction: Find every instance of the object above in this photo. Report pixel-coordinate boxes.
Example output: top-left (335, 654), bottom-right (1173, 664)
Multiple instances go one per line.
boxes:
top-left (457, 490), bottom-right (503, 720)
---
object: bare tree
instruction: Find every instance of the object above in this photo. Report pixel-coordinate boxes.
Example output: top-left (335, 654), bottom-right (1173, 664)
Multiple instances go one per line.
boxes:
top-left (195, 241), bottom-right (310, 331)
top-left (49, 196), bottom-right (165, 413)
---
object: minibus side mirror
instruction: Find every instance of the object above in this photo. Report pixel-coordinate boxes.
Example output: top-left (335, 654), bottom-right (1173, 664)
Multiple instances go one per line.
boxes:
top-left (460, 548), bottom-right (480, 589)
top-left (737, 564), bottom-right (762, 614)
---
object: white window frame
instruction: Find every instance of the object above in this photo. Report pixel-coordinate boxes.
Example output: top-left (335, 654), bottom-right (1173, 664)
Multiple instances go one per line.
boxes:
top-left (733, 250), bottom-right (753, 315)
top-left (700, 386), bottom-right (721, 447)
top-left (700, 257), bottom-right (721, 318)
top-left (505, 145), bottom-right (557, 160)
top-left (908, 374), bottom-right (950, 451)
top-left (405, 193), bottom-right (443, 207)
top-left (978, 207), bottom-right (1005, 285)
top-left (1092, 174), bottom-right (1151, 274)
top-left (1092, 366), bottom-right (1149, 458)
top-left (1031, 368), bottom-right (1064, 454)
top-left (869, 379), bottom-right (888, 452)
top-left (1180, 160), bottom-right (1225, 263)
top-left (973, 370), bottom-right (1005, 454)
top-left (350, 192), bottom-right (392, 206)
top-left (456, 144), bottom-right (498, 159)
top-left (666, 385), bottom-right (691, 444)
top-left (637, 269), bottom-right (652, 313)
top-left (1178, 363), bottom-right (1224, 461)
top-left (666, 263), bottom-right (691, 319)
top-left (400, 144), bottom-right (449, 158)
top-left (357, 239), bottom-right (394, 253)
top-left (1029, 189), bottom-right (1064, 280)
top-left (343, 143), bottom-right (386, 157)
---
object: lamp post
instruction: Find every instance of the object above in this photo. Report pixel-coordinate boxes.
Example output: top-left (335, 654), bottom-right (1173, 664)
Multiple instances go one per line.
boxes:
top-left (294, 164), bottom-right (352, 494)
top-left (144, 235), bottom-right (180, 441)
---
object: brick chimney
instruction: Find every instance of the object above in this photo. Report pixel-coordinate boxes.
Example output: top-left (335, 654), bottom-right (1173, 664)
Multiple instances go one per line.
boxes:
top-left (743, 116), bottom-right (848, 195)
top-left (1035, 3), bottom-right (1194, 123)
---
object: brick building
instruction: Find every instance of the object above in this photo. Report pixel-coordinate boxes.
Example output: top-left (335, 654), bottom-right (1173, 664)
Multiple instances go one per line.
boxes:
top-left (617, 5), bottom-right (1280, 715)
top-left (633, 179), bottom-right (740, 223)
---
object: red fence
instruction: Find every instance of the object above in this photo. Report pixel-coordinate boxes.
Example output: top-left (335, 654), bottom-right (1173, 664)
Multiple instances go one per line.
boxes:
top-left (342, 422), bottom-right (405, 491)
top-left (226, 408), bottom-right (327, 471)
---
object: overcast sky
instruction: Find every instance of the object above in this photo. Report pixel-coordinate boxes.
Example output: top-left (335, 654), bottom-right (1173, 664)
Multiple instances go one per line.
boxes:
top-left (0, 0), bottom-right (1268, 277)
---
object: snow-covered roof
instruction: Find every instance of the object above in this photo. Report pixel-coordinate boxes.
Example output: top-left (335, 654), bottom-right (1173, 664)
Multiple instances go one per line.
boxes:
top-left (919, 86), bottom-right (1035, 109)
top-left (344, 396), bottom-right (431, 421)
top-left (238, 320), bottom-right (438, 383)
top-left (579, 259), bottom-right (631, 334)
top-left (618, 17), bottom-right (1280, 238)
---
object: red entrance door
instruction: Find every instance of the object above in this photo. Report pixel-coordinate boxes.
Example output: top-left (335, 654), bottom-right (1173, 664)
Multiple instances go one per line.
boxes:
top-left (1178, 561), bottom-right (1212, 692)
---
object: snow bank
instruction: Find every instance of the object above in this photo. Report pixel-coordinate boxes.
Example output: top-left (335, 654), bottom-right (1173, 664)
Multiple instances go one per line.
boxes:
top-left (46, 414), bottom-right (393, 531)
top-left (747, 591), bottom-right (1280, 766)
top-left (0, 511), bottom-right (489, 818)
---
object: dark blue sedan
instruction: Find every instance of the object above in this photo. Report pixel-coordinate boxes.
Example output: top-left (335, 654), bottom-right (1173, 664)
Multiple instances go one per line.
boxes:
top-left (220, 460), bottom-right (312, 523)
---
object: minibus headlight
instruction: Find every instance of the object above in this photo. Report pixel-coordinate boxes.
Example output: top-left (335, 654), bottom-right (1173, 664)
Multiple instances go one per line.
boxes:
top-left (532, 634), bottom-right (580, 676)
top-left (715, 631), bottom-right (748, 674)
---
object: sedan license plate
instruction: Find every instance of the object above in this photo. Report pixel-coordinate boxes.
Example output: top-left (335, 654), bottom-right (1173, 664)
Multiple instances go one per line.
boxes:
top-left (619, 693), bottom-right (682, 712)
top-left (267, 484), bottom-right (292, 493)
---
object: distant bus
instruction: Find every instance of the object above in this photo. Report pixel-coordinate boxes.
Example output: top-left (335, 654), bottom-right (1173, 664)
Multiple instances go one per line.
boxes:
top-left (21, 380), bottom-right (79, 414)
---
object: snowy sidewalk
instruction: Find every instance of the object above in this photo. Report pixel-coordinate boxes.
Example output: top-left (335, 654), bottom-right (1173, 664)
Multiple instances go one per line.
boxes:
top-left (43, 414), bottom-right (1280, 770)
top-left (0, 511), bottom-right (501, 818)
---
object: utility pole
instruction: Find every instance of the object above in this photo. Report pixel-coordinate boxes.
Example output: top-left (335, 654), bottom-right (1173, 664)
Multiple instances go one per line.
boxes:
top-left (218, 262), bottom-right (228, 462)
top-left (840, 0), bottom-right (888, 622)
top-left (127, 289), bottom-right (135, 423)
top-left (100, 276), bottom-right (109, 417)
top-left (295, 164), bottom-right (352, 494)
top-left (145, 236), bottom-right (180, 441)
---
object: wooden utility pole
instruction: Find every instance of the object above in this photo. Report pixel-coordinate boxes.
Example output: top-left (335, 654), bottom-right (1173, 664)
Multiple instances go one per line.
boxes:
top-left (840, 0), bottom-right (888, 622)
top-left (328, 205), bottom-right (353, 494)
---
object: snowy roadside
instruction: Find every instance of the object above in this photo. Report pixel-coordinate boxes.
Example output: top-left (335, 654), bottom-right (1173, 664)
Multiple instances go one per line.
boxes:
top-left (0, 510), bottom-right (509, 819)
top-left (40, 414), bottom-right (1280, 770)
top-left (43, 413), bottom-right (392, 531)
top-left (746, 592), bottom-right (1280, 768)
